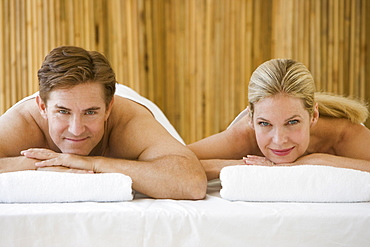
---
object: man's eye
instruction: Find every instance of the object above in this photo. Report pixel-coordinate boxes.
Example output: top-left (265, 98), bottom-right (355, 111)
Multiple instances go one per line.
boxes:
top-left (86, 111), bottom-right (96, 115)
top-left (59, 110), bottom-right (69, 114)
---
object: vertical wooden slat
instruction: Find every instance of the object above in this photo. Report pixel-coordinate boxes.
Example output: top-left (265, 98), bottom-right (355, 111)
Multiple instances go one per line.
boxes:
top-left (337, 0), bottom-right (344, 95)
top-left (327, 0), bottom-right (334, 92)
top-left (9, 0), bottom-right (16, 104)
top-left (342, 0), bottom-right (351, 95)
top-left (359, 0), bottom-right (366, 100)
top-left (0, 0), bottom-right (4, 112)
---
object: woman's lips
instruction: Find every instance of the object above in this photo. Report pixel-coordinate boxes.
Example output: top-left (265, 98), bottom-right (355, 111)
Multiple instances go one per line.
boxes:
top-left (271, 147), bottom-right (295, 156)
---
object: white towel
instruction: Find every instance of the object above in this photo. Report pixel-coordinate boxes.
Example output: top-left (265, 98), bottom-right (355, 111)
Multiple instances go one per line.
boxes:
top-left (0, 171), bottom-right (133, 203)
top-left (220, 165), bottom-right (370, 202)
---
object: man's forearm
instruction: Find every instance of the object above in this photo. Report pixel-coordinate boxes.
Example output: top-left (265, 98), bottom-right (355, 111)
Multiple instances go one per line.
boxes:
top-left (0, 156), bottom-right (37, 173)
top-left (93, 155), bottom-right (207, 200)
top-left (199, 159), bottom-right (245, 181)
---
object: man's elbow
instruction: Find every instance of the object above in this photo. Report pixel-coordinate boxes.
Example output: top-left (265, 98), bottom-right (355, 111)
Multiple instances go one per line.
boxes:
top-left (181, 173), bottom-right (208, 200)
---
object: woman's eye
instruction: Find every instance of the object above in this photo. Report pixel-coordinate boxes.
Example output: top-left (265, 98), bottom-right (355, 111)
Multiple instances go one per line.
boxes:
top-left (287, 120), bottom-right (299, 125)
top-left (258, 121), bottom-right (270, 127)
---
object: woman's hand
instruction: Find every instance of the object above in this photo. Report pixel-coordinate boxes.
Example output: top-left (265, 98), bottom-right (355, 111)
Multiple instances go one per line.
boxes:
top-left (243, 155), bottom-right (276, 166)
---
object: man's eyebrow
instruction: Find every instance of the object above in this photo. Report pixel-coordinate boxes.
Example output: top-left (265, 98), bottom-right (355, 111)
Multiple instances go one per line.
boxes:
top-left (54, 105), bottom-right (101, 111)
top-left (84, 107), bottom-right (101, 111)
top-left (54, 104), bottom-right (71, 111)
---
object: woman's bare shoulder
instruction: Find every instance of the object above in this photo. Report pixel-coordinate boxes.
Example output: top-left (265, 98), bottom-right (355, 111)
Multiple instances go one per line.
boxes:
top-left (314, 117), bottom-right (370, 159)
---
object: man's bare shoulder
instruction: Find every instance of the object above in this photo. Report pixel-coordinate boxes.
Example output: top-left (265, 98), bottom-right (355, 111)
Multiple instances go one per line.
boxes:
top-left (106, 95), bottom-right (185, 158)
top-left (0, 99), bottom-right (47, 157)
top-left (108, 95), bottom-right (154, 123)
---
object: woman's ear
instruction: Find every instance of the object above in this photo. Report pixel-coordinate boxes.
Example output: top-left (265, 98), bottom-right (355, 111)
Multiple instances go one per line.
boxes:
top-left (36, 95), bottom-right (48, 119)
top-left (311, 103), bottom-right (319, 127)
top-left (246, 107), bottom-right (255, 129)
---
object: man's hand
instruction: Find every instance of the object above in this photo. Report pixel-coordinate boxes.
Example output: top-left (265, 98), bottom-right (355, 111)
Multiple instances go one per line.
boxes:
top-left (21, 148), bottom-right (95, 173)
top-left (37, 166), bottom-right (94, 173)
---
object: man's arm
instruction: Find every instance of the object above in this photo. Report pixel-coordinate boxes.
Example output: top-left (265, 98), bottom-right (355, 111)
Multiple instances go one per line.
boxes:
top-left (21, 99), bottom-right (208, 200)
top-left (22, 141), bottom-right (207, 199)
top-left (0, 156), bottom-right (37, 173)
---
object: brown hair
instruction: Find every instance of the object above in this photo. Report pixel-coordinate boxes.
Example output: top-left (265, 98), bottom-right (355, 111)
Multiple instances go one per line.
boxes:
top-left (38, 46), bottom-right (116, 107)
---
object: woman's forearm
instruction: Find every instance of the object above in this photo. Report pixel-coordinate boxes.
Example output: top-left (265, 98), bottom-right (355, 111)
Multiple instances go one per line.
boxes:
top-left (294, 153), bottom-right (370, 172)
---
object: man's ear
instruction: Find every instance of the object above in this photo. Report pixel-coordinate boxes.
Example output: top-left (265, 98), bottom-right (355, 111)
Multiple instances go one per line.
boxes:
top-left (104, 97), bottom-right (115, 121)
top-left (311, 103), bottom-right (319, 127)
top-left (36, 95), bottom-right (48, 119)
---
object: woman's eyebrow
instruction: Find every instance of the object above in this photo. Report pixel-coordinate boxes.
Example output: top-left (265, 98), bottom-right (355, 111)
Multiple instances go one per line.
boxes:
top-left (284, 115), bottom-right (301, 122)
top-left (255, 117), bottom-right (269, 122)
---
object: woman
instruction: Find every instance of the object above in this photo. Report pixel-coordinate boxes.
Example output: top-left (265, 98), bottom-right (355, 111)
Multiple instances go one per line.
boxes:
top-left (188, 59), bottom-right (370, 180)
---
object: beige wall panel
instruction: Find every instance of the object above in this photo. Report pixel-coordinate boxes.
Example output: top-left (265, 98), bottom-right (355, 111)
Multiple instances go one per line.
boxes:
top-left (1, 0), bottom-right (369, 143)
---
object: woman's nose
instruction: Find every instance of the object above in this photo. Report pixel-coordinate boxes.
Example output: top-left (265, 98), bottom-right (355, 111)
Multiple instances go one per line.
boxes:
top-left (272, 127), bottom-right (288, 145)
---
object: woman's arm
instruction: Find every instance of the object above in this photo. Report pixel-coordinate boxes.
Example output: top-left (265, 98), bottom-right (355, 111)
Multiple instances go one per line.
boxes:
top-left (291, 153), bottom-right (370, 172)
top-left (292, 123), bottom-right (370, 171)
top-left (188, 115), bottom-right (261, 180)
top-left (243, 122), bottom-right (370, 172)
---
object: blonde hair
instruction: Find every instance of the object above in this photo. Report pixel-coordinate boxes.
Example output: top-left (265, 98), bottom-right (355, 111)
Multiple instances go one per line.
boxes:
top-left (248, 59), bottom-right (368, 124)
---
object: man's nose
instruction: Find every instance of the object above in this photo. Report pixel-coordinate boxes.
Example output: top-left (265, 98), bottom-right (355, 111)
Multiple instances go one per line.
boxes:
top-left (68, 115), bottom-right (85, 136)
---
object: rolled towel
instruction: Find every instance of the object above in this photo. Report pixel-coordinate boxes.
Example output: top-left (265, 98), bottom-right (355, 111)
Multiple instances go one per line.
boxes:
top-left (220, 165), bottom-right (370, 203)
top-left (0, 171), bottom-right (133, 203)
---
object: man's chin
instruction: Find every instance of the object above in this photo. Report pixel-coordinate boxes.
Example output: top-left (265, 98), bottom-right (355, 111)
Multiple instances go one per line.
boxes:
top-left (60, 148), bottom-right (90, 156)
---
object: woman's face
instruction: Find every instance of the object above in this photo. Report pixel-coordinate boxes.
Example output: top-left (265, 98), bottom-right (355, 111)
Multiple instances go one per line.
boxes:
top-left (250, 93), bottom-right (318, 164)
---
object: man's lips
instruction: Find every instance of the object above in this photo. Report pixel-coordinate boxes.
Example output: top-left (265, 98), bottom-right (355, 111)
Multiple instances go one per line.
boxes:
top-left (64, 137), bottom-right (89, 142)
top-left (270, 147), bottom-right (295, 156)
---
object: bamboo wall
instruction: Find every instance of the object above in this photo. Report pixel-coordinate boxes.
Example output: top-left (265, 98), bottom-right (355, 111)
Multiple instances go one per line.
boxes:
top-left (1, 0), bottom-right (369, 144)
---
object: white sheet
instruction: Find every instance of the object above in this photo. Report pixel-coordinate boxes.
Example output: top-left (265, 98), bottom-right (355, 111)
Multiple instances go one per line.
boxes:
top-left (1, 180), bottom-right (369, 247)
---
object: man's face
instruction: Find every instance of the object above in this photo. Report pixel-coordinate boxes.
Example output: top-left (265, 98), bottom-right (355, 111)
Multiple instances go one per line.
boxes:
top-left (37, 83), bottom-right (113, 155)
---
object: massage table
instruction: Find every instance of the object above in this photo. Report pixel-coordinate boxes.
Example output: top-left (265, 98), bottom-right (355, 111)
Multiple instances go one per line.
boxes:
top-left (1, 84), bottom-right (369, 246)
top-left (1, 179), bottom-right (370, 247)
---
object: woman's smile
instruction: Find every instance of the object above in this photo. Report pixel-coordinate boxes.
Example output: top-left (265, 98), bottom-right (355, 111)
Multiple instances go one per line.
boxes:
top-left (270, 147), bottom-right (295, 156)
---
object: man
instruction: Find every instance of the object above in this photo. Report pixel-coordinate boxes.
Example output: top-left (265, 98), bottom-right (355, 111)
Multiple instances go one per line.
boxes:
top-left (0, 46), bottom-right (207, 200)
